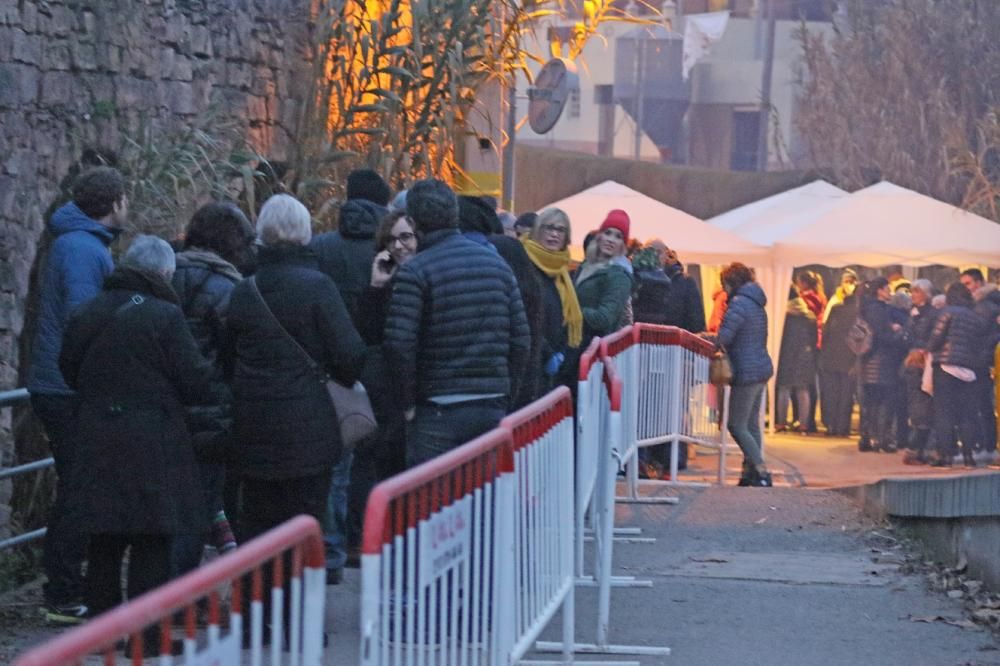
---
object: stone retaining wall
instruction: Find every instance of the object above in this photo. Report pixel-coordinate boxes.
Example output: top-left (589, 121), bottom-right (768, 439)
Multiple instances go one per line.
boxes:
top-left (0, 0), bottom-right (313, 539)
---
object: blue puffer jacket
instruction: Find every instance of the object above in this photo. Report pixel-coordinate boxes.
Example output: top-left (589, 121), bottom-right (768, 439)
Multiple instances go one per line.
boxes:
top-left (28, 203), bottom-right (118, 395)
top-left (718, 281), bottom-right (773, 386)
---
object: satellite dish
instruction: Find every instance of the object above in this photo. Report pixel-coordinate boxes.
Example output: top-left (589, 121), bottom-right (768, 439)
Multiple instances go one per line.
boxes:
top-left (528, 57), bottom-right (579, 134)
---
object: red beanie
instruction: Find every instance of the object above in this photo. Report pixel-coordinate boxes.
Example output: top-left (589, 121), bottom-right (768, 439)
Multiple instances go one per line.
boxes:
top-left (599, 209), bottom-right (630, 244)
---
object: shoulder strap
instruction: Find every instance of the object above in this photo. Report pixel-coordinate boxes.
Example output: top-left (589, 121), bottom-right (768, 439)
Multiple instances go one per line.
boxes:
top-left (247, 276), bottom-right (323, 376)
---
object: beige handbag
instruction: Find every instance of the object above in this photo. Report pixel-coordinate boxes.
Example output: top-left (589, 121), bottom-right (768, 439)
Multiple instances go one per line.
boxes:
top-left (709, 346), bottom-right (733, 386)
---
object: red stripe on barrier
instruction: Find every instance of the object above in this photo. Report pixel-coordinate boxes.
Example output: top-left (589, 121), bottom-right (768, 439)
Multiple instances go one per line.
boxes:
top-left (500, 387), bottom-right (573, 450)
top-left (602, 357), bottom-right (623, 412)
top-left (636, 323), bottom-right (715, 356)
top-left (578, 336), bottom-right (602, 381)
top-left (14, 516), bottom-right (324, 666)
top-left (362, 427), bottom-right (514, 554)
top-left (601, 325), bottom-right (637, 358)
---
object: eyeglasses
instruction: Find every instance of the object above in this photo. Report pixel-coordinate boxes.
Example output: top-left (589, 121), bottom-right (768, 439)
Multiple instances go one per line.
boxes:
top-left (539, 223), bottom-right (568, 236)
top-left (390, 231), bottom-right (416, 245)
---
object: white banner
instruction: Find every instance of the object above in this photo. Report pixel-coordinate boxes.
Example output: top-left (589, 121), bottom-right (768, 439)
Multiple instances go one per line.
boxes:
top-left (682, 11), bottom-right (730, 80)
top-left (419, 496), bottom-right (472, 589)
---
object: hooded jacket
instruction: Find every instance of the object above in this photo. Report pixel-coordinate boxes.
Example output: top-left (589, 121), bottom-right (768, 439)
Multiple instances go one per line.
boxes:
top-left (58, 267), bottom-right (213, 534)
top-left (311, 198), bottom-right (388, 325)
top-left (717, 281), bottom-right (773, 386)
top-left (29, 202), bottom-right (119, 395)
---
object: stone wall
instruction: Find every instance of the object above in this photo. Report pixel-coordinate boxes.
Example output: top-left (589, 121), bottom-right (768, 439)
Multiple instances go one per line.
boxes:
top-left (0, 0), bottom-right (314, 538)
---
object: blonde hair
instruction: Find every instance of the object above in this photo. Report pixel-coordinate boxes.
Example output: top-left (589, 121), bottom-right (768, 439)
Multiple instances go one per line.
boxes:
top-left (531, 208), bottom-right (572, 250)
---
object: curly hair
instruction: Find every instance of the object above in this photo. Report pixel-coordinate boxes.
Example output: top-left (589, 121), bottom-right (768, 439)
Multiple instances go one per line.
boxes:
top-left (184, 202), bottom-right (255, 265)
top-left (721, 262), bottom-right (755, 292)
top-left (72, 166), bottom-right (126, 219)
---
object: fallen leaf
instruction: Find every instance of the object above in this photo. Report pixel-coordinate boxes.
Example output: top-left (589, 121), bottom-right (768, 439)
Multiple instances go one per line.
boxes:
top-left (755, 517), bottom-right (768, 524)
top-left (689, 556), bottom-right (729, 563)
top-left (947, 590), bottom-right (965, 599)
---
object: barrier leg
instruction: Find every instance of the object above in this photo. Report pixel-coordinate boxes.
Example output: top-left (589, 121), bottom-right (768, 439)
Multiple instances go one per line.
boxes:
top-left (718, 386), bottom-right (731, 487)
top-left (616, 441), bottom-right (682, 504)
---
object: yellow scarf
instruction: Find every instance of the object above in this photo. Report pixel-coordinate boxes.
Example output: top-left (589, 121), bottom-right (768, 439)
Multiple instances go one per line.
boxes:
top-left (522, 238), bottom-right (583, 348)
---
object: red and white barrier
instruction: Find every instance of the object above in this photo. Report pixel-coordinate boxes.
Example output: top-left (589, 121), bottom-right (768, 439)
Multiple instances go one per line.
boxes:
top-left (360, 388), bottom-right (576, 665)
top-left (575, 337), bottom-right (604, 577)
top-left (15, 515), bottom-right (327, 666)
top-left (634, 324), bottom-right (731, 488)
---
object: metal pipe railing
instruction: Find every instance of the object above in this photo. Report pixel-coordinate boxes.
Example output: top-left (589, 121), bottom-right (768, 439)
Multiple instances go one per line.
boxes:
top-left (0, 387), bottom-right (52, 551)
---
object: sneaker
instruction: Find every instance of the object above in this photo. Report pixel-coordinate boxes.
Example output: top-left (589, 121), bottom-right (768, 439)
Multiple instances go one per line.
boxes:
top-left (44, 601), bottom-right (89, 625)
top-left (751, 471), bottom-right (773, 487)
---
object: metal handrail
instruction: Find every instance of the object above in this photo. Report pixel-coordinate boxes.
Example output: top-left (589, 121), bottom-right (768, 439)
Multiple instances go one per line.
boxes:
top-left (0, 388), bottom-right (53, 551)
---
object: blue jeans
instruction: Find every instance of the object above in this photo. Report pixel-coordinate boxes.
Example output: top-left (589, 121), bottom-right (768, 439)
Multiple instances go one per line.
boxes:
top-left (324, 451), bottom-right (353, 571)
top-left (406, 399), bottom-right (507, 468)
top-left (727, 383), bottom-right (766, 467)
top-left (776, 385), bottom-right (810, 428)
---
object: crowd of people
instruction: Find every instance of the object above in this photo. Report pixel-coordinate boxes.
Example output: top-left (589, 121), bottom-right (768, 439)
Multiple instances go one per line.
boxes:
top-left (769, 266), bottom-right (1000, 468)
top-left (21, 163), bottom-right (999, 651)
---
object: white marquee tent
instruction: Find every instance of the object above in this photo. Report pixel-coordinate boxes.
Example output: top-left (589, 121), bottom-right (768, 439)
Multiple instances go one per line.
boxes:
top-left (707, 179), bottom-right (849, 245)
top-left (542, 180), bottom-right (770, 264)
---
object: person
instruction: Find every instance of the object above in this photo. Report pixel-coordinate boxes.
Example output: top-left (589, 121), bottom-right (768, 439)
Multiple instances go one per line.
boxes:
top-left (27, 166), bottom-right (126, 624)
top-left (961, 268), bottom-right (1000, 463)
top-left (857, 277), bottom-right (909, 453)
top-left (926, 282), bottom-right (989, 467)
top-left (574, 210), bottom-right (634, 345)
top-left (224, 194), bottom-right (366, 588)
top-left (716, 263), bottom-right (774, 487)
top-left (648, 241), bottom-right (706, 333)
top-left (901, 279), bottom-right (936, 464)
top-left (311, 168), bottom-right (391, 322)
top-left (170, 202), bottom-right (255, 574)
top-left (795, 271), bottom-right (826, 431)
top-left (59, 236), bottom-right (212, 656)
top-left (497, 210), bottom-right (519, 238)
top-left (707, 284), bottom-right (728, 335)
top-left (775, 286), bottom-right (818, 434)
top-left (819, 269), bottom-right (858, 436)
top-left (631, 244), bottom-right (673, 326)
top-left (522, 208), bottom-right (583, 392)
top-left (310, 169), bottom-right (389, 581)
top-left (514, 211), bottom-right (537, 238)
top-left (384, 179), bottom-right (530, 466)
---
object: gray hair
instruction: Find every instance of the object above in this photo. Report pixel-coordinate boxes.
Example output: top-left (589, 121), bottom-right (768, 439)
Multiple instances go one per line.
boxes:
top-left (122, 235), bottom-right (176, 277)
top-left (531, 207), bottom-right (572, 248)
top-left (911, 278), bottom-right (934, 296)
top-left (257, 194), bottom-right (312, 247)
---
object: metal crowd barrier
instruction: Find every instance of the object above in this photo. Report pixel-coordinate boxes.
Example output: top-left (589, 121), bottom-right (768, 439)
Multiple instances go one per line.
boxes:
top-left (360, 388), bottom-right (577, 665)
top-left (575, 337), bottom-right (604, 578)
top-left (0, 388), bottom-right (54, 551)
top-left (15, 515), bottom-right (328, 665)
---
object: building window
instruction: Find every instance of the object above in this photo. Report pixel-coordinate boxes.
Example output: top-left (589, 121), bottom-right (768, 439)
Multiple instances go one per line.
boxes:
top-left (731, 111), bottom-right (760, 171)
top-left (569, 87), bottom-right (581, 118)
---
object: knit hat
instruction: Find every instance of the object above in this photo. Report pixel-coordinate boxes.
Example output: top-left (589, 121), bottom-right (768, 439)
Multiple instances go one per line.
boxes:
top-left (346, 168), bottom-right (391, 206)
top-left (599, 209), bottom-right (630, 244)
top-left (458, 195), bottom-right (502, 235)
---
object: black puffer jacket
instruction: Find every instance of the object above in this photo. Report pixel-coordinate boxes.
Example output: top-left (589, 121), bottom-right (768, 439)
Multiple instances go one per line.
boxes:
top-left (973, 284), bottom-right (1000, 365)
top-left (384, 230), bottom-right (531, 409)
top-left (820, 294), bottom-right (857, 372)
top-left (224, 245), bottom-right (366, 479)
top-left (927, 305), bottom-right (989, 370)
top-left (859, 298), bottom-right (908, 386)
top-left (311, 199), bottom-right (387, 324)
top-left (59, 268), bottom-right (213, 534)
top-left (660, 262), bottom-right (706, 333)
top-left (909, 302), bottom-right (936, 350)
top-left (776, 297), bottom-right (818, 387)
top-left (172, 249), bottom-right (242, 456)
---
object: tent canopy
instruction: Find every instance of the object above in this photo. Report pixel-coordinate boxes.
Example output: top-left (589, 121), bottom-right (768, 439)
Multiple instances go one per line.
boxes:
top-left (542, 180), bottom-right (768, 263)
top-left (708, 180), bottom-right (849, 246)
top-left (772, 181), bottom-right (1000, 267)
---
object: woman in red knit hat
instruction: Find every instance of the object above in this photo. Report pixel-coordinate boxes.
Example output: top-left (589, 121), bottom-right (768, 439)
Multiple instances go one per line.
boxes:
top-left (573, 209), bottom-right (634, 347)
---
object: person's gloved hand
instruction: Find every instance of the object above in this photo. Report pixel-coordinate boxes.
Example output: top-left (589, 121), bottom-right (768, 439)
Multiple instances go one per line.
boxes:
top-left (544, 352), bottom-right (565, 377)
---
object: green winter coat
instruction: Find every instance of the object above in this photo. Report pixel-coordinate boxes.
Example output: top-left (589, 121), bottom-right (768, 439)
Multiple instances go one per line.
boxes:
top-left (574, 260), bottom-right (633, 343)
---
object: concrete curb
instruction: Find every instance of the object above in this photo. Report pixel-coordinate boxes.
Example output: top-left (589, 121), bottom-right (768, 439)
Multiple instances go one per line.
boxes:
top-left (838, 471), bottom-right (1000, 519)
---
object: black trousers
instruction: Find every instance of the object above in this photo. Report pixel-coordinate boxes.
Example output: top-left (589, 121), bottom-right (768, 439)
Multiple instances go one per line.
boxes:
top-left (933, 367), bottom-right (984, 459)
top-left (237, 471), bottom-right (333, 638)
top-left (85, 533), bottom-right (172, 616)
top-left (819, 370), bottom-right (854, 436)
top-left (32, 393), bottom-right (86, 605)
top-left (861, 383), bottom-right (895, 447)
